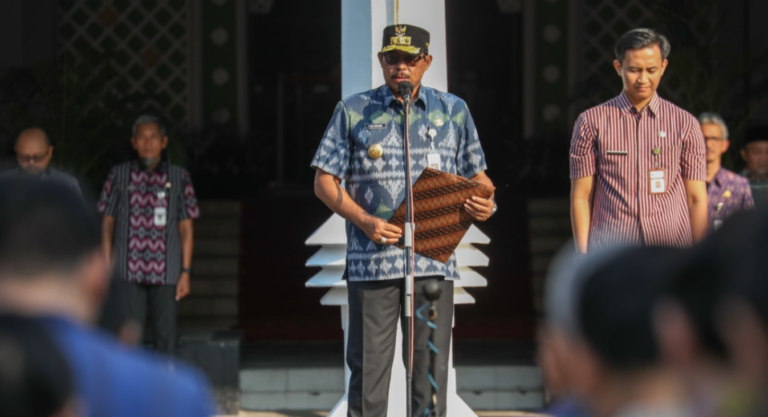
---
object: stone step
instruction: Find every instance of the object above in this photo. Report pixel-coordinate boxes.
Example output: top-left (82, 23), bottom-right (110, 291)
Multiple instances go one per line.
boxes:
top-left (528, 217), bottom-right (572, 235)
top-left (193, 258), bottom-right (239, 277)
top-left (190, 276), bottom-right (238, 296)
top-left (239, 365), bottom-right (544, 411)
top-left (195, 218), bottom-right (241, 238)
top-left (199, 201), bottom-right (242, 218)
top-left (529, 236), bottom-right (570, 255)
top-left (177, 317), bottom-right (238, 330)
top-left (196, 238), bottom-right (241, 256)
top-left (527, 199), bottom-right (569, 215)
top-left (178, 295), bottom-right (238, 317)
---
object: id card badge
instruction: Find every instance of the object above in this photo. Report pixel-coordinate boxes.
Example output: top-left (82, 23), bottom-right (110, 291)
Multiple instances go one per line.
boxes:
top-left (154, 206), bottom-right (167, 227)
top-left (649, 168), bottom-right (667, 194)
top-left (427, 152), bottom-right (441, 170)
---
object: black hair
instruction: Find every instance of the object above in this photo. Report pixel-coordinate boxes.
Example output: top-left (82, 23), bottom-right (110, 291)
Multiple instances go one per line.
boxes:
top-left (578, 246), bottom-right (680, 372)
top-left (0, 179), bottom-right (101, 278)
top-left (663, 213), bottom-right (768, 360)
top-left (0, 314), bottom-right (74, 417)
top-left (715, 212), bottom-right (768, 330)
top-left (743, 125), bottom-right (768, 147)
top-left (132, 114), bottom-right (166, 137)
top-left (615, 28), bottom-right (671, 63)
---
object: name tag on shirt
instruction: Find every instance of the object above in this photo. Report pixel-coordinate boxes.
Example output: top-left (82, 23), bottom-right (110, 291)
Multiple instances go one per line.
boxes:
top-left (649, 168), bottom-right (667, 194)
top-left (365, 123), bottom-right (386, 130)
top-left (427, 152), bottom-right (441, 170)
top-left (154, 207), bottom-right (167, 227)
top-left (607, 150), bottom-right (628, 155)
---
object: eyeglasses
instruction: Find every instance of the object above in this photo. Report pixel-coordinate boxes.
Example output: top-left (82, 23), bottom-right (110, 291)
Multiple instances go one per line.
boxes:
top-left (704, 136), bottom-right (725, 142)
top-left (17, 152), bottom-right (48, 163)
top-left (382, 53), bottom-right (425, 67)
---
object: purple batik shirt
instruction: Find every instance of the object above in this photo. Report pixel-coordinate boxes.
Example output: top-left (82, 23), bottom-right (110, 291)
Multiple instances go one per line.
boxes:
top-left (707, 167), bottom-right (754, 231)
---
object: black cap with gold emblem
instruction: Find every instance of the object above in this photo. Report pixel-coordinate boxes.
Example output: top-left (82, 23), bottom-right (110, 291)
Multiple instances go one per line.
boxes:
top-left (380, 24), bottom-right (430, 55)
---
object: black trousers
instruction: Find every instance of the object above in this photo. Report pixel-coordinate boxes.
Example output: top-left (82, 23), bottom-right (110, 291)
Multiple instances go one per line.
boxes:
top-left (117, 281), bottom-right (177, 354)
top-left (347, 276), bottom-right (454, 417)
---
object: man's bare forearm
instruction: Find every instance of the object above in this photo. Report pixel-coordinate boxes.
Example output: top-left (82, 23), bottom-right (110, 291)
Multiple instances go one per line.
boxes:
top-left (571, 198), bottom-right (591, 253)
top-left (102, 215), bottom-right (115, 264)
top-left (570, 177), bottom-right (594, 254)
top-left (689, 201), bottom-right (707, 242)
top-left (178, 219), bottom-right (194, 270)
top-left (314, 169), bottom-right (371, 229)
top-left (684, 179), bottom-right (708, 243)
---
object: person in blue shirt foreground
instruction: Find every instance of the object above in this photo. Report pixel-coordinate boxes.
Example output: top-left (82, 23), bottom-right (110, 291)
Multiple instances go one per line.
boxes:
top-left (0, 178), bottom-right (216, 417)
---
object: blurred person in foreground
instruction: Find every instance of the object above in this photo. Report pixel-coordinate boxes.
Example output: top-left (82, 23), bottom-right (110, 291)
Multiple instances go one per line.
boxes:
top-left (717, 213), bottom-right (768, 416)
top-left (654, 211), bottom-right (768, 417)
top-left (538, 243), bottom-right (596, 417)
top-left (0, 314), bottom-right (78, 417)
top-left (0, 178), bottom-right (215, 417)
top-left (544, 245), bottom-right (690, 417)
top-left (740, 125), bottom-right (768, 209)
top-left (98, 115), bottom-right (200, 355)
top-left (0, 127), bottom-right (82, 196)
top-left (698, 112), bottom-right (753, 231)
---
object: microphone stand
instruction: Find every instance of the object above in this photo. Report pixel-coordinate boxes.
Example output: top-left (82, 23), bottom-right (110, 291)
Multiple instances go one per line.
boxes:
top-left (400, 82), bottom-right (415, 417)
top-left (416, 281), bottom-right (442, 417)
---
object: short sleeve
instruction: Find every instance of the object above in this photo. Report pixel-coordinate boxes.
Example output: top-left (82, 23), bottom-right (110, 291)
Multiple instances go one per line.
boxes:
top-left (177, 170), bottom-right (200, 221)
top-left (680, 116), bottom-right (706, 181)
top-left (456, 104), bottom-right (487, 178)
top-left (310, 101), bottom-right (352, 179)
top-left (569, 114), bottom-right (597, 179)
top-left (97, 167), bottom-right (119, 216)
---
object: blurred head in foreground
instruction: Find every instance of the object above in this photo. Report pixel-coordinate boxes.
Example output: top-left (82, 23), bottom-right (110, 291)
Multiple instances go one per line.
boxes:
top-left (0, 314), bottom-right (77, 417)
top-left (0, 179), bottom-right (108, 323)
top-left (543, 245), bottom-right (686, 417)
top-left (654, 211), bottom-right (768, 416)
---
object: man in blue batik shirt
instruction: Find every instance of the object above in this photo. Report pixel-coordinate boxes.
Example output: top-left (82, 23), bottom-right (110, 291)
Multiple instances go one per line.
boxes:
top-left (312, 24), bottom-right (496, 417)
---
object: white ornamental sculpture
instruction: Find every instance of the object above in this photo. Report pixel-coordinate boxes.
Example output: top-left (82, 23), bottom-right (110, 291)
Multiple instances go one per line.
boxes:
top-left (305, 214), bottom-right (490, 417)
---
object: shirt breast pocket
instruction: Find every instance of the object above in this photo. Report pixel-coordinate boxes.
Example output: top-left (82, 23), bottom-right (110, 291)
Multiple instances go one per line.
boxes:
top-left (597, 136), bottom-right (628, 176)
top-left (355, 125), bottom-right (393, 174)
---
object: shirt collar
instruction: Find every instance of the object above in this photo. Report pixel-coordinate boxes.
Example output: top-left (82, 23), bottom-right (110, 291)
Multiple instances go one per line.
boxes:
top-left (380, 84), bottom-right (428, 110)
top-left (617, 90), bottom-right (661, 117)
top-left (16, 166), bottom-right (51, 178)
top-left (132, 159), bottom-right (167, 174)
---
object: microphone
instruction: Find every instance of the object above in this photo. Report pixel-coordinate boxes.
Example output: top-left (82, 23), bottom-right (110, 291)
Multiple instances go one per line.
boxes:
top-left (398, 81), bottom-right (414, 104)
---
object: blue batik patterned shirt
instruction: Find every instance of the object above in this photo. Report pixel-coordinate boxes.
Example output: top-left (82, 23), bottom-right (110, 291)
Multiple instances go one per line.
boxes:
top-left (311, 84), bottom-right (488, 282)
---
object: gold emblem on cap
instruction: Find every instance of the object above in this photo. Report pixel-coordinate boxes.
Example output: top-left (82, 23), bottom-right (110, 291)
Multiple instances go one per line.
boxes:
top-left (723, 190), bottom-right (732, 198)
top-left (390, 25), bottom-right (411, 47)
top-left (368, 143), bottom-right (384, 159)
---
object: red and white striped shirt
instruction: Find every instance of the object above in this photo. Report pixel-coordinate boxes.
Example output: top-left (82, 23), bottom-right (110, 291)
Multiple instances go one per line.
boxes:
top-left (570, 91), bottom-right (706, 250)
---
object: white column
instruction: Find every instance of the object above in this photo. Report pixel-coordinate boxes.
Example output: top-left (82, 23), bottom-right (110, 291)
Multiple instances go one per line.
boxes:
top-left (341, 0), bottom-right (448, 95)
top-left (308, 1), bottom-right (483, 416)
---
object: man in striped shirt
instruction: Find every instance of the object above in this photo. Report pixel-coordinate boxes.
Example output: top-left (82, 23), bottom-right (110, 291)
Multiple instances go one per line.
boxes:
top-left (98, 115), bottom-right (200, 354)
top-left (570, 29), bottom-right (708, 254)
top-left (0, 127), bottom-right (82, 196)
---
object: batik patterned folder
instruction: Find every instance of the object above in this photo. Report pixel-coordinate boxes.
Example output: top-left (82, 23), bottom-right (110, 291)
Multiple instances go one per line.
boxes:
top-left (389, 167), bottom-right (495, 263)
